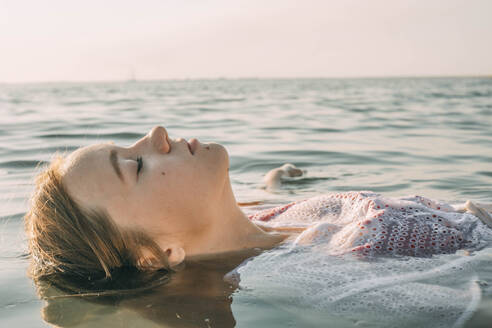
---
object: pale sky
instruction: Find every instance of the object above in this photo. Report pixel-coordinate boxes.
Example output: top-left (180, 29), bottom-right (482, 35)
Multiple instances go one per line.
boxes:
top-left (1, 0), bottom-right (491, 83)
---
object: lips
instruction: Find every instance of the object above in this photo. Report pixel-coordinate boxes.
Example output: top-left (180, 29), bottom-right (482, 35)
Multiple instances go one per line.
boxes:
top-left (186, 141), bottom-right (193, 154)
top-left (188, 138), bottom-right (199, 155)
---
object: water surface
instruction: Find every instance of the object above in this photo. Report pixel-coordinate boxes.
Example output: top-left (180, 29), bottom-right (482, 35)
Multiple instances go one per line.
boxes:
top-left (1, 78), bottom-right (491, 327)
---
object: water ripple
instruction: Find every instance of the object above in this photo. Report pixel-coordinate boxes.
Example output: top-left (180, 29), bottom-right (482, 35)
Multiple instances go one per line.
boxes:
top-left (0, 160), bottom-right (47, 169)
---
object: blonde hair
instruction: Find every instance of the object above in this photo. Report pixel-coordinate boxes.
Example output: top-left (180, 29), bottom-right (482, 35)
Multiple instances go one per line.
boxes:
top-left (25, 155), bottom-right (170, 295)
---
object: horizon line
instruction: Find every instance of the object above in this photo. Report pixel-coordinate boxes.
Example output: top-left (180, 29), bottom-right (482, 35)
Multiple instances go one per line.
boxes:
top-left (1, 74), bottom-right (491, 85)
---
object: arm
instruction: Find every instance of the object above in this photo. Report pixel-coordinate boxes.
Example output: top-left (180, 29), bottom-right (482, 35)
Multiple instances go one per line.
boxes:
top-left (237, 200), bottom-right (263, 206)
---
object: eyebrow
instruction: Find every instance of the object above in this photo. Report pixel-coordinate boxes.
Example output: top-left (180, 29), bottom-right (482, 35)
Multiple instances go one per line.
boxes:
top-left (110, 149), bottom-right (124, 182)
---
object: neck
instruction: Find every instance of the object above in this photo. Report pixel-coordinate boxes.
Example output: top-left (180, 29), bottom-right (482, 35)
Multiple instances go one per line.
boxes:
top-left (184, 175), bottom-right (287, 258)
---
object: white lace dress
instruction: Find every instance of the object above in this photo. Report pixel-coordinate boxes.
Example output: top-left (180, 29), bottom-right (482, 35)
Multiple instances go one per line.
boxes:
top-left (248, 191), bottom-right (492, 257)
top-left (229, 192), bottom-right (492, 327)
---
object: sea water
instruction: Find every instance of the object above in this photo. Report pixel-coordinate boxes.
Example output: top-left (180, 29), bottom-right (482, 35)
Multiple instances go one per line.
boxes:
top-left (0, 78), bottom-right (491, 327)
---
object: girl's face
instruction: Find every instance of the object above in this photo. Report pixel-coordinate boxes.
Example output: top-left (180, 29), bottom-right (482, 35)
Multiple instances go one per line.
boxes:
top-left (62, 126), bottom-right (230, 242)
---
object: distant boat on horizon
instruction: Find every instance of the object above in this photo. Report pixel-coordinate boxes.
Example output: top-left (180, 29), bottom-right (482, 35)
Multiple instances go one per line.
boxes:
top-left (127, 68), bottom-right (137, 83)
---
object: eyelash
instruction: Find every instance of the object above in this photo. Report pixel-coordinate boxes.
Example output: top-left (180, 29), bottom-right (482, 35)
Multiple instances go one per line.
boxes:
top-left (136, 156), bottom-right (143, 174)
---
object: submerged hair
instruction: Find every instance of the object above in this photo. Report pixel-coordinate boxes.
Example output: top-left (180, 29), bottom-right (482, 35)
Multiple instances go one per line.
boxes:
top-left (25, 155), bottom-right (171, 296)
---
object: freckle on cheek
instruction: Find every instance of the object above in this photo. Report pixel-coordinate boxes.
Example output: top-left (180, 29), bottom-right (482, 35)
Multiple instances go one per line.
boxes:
top-left (161, 172), bottom-right (166, 175)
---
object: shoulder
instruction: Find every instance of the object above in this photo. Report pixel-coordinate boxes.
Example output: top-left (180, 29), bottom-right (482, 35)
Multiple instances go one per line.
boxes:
top-left (248, 191), bottom-right (382, 223)
top-left (247, 192), bottom-right (349, 223)
top-left (248, 199), bottom-right (301, 222)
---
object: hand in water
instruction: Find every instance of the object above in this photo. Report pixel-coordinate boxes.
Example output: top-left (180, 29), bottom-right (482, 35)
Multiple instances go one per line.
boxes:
top-left (464, 200), bottom-right (492, 228)
top-left (263, 163), bottom-right (304, 189)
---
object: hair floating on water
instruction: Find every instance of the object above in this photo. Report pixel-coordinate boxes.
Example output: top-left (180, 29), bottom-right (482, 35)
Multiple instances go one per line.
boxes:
top-left (25, 153), bottom-right (172, 297)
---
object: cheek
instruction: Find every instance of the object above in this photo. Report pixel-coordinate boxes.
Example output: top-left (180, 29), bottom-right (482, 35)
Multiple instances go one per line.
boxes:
top-left (145, 152), bottom-right (228, 216)
top-left (106, 195), bottom-right (144, 230)
top-left (151, 169), bottom-right (199, 207)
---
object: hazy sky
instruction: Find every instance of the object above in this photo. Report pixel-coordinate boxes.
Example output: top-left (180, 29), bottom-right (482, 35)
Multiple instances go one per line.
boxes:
top-left (1, 0), bottom-right (491, 82)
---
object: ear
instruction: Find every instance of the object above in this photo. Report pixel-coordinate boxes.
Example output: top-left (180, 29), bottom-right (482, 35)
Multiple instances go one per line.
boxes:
top-left (165, 244), bottom-right (186, 269)
top-left (136, 244), bottom-right (185, 270)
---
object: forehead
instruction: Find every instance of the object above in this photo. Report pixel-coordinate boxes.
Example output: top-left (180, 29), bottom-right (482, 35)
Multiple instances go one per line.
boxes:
top-left (64, 143), bottom-right (109, 170)
top-left (62, 143), bottom-right (115, 204)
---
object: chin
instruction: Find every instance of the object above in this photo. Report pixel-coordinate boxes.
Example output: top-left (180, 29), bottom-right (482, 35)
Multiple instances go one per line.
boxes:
top-left (208, 142), bottom-right (229, 172)
top-left (201, 143), bottom-right (230, 197)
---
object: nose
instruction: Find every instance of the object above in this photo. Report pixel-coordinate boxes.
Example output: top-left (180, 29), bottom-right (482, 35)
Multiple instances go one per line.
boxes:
top-left (148, 126), bottom-right (170, 153)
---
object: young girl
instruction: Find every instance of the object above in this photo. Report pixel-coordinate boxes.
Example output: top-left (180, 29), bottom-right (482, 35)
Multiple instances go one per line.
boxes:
top-left (25, 126), bottom-right (492, 292)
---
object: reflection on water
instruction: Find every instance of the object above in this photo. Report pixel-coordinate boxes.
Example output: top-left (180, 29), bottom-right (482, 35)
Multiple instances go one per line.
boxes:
top-left (0, 78), bottom-right (491, 327)
top-left (38, 250), bottom-right (261, 328)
